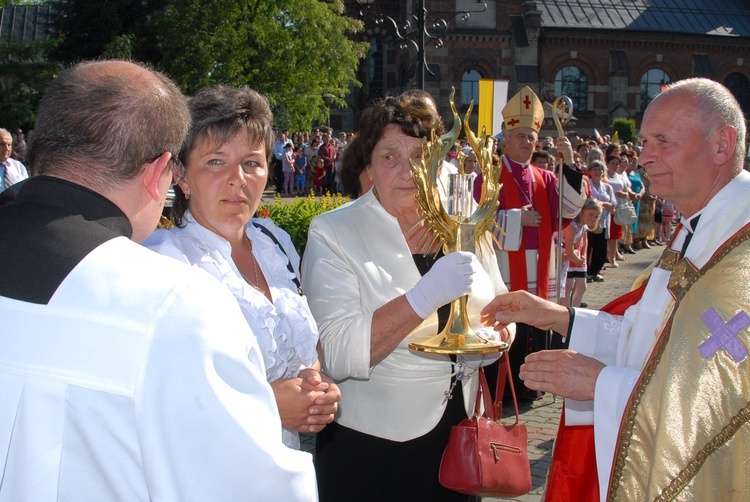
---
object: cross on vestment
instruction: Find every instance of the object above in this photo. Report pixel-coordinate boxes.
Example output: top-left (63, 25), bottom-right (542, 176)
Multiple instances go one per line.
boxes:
top-left (698, 308), bottom-right (750, 362)
top-left (523, 95), bottom-right (531, 109)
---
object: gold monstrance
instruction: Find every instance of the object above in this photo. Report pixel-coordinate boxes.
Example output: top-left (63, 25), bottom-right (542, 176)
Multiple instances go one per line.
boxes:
top-left (408, 90), bottom-right (508, 355)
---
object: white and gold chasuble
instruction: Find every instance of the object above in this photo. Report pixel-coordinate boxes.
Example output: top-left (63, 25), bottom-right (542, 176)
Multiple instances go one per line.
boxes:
top-left (610, 225), bottom-right (750, 501)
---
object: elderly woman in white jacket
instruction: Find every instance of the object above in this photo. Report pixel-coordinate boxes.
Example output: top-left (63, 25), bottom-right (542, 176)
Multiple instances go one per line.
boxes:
top-left (145, 85), bottom-right (340, 450)
top-left (302, 93), bottom-right (515, 502)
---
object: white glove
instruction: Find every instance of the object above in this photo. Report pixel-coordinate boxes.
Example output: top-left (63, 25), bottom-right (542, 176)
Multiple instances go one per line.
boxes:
top-left (406, 251), bottom-right (482, 319)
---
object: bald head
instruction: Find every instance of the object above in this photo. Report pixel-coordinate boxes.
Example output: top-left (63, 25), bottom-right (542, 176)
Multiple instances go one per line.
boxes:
top-left (28, 60), bottom-right (190, 190)
top-left (639, 78), bottom-right (745, 216)
top-left (652, 78), bottom-right (746, 169)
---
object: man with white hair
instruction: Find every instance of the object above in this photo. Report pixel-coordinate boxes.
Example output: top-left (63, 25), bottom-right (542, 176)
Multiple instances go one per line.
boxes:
top-left (483, 77), bottom-right (750, 501)
top-left (0, 128), bottom-right (28, 191)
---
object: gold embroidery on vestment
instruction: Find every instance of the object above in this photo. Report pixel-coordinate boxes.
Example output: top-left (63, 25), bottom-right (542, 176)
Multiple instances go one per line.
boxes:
top-left (608, 224), bottom-right (750, 501)
top-left (656, 401), bottom-right (750, 501)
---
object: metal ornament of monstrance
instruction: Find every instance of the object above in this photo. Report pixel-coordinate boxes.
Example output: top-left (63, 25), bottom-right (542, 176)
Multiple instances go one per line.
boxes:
top-left (408, 90), bottom-right (508, 355)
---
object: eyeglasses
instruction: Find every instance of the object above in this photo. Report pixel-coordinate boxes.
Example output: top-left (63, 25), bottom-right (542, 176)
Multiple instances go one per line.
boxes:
top-left (149, 151), bottom-right (184, 182)
top-left (168, 154), bottom-right (185, 182)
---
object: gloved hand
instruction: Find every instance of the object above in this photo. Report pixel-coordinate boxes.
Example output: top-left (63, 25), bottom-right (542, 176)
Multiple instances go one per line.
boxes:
top-left (405, 251), bottom-right (482, 319)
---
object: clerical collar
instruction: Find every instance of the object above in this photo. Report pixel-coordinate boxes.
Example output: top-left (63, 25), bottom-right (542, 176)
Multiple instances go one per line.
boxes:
top-left (504, 155), bottom-right (528, 171)
top-left (681, 213), bottom-right (702, 234)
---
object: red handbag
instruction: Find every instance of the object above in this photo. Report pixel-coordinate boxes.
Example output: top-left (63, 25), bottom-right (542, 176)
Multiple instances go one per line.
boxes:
top-left (438, 354), bottom-right (532, 497)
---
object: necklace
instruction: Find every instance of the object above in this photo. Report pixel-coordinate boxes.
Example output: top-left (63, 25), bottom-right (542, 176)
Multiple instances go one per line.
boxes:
top-left (240, 235), bottom-right (264, 294)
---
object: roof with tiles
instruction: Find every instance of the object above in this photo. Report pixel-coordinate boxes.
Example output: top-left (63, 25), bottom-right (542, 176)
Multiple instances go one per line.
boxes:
top-left (537, 0), bottom-right (750, 37)
top-left (0, 4), bottom-right (57, 41)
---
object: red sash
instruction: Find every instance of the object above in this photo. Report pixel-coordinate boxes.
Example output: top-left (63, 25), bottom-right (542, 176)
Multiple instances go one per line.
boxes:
top-left (500, 160), bottom-right (553, 299)
top-left (544, 285), bottom-right (647, 501)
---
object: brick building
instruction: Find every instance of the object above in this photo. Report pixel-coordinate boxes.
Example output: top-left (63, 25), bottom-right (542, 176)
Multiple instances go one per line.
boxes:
top-left (341, 0), bottom-right (750, 137)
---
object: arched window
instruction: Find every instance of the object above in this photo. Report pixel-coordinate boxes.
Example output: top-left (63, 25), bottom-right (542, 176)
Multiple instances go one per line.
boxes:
top-left (640, 69), bottom-right (671, 111)
top-left (461, 69), bottom-right (481, 106)
top-left (554, 66), bottom-right (588, 112)
top-left (367, 37), bottom-right (384, 100)
top-left (724, 72), bottom-right (750, 116)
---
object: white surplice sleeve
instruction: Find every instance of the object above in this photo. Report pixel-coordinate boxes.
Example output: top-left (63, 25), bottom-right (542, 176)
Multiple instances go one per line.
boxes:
top-left (566, 306), bottom-right (642, 502)
top-left (494, 209), bottom-right (523, 252)
top-left (137, 271), bottom-right (317, 501)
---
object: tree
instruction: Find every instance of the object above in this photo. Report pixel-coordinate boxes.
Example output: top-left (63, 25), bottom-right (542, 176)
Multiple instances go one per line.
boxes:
top-left (611, 117), bottom-right (636, 144)
top-left (0, 37), bottom-right (61, 130)
top-left (149, 0), bottom-right (367, 131)
top-left (51, 0), bottom-right (152, 62)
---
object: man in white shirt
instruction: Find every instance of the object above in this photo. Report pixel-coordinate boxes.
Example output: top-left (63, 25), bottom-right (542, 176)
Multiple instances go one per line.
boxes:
top-left (482, 78), bottom-right (750, 500)
top-left (0, 128), bottom-right (29, 190)
top-left (273, 129), bottom-right (293, 194)
top-left (0, 60), bottom-right (316, 501)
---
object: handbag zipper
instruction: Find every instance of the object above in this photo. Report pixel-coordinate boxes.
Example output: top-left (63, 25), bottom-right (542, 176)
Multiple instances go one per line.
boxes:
top-left (490, 443), bottom-right (522, 461)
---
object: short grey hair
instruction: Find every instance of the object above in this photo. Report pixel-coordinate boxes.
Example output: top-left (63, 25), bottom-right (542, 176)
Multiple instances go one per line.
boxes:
top-left (28, 60), bottom-right (190, 187)
top-left (658, 78), bottom-right (746, 168)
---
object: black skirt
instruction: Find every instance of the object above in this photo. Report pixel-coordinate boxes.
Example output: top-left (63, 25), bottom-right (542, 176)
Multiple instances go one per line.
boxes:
top-left (315, 375), bottom-right (475, 502)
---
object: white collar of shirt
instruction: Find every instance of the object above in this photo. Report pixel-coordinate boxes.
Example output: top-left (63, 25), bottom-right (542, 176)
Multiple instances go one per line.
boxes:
top-left (676, 170), bottom-right (750, 266)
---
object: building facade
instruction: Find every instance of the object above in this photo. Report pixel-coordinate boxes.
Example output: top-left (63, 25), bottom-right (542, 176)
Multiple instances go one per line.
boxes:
top-left (342, 0), bottom-right (750, 137)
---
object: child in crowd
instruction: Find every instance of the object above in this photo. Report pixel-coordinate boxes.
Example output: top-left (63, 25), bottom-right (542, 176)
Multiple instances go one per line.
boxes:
top-left (314, 158), bottom-right (325, 195)
top-left (657, 197), bottom-right (676, 243)
top-left (282, 143), bottom-right (295, 195)
top-left (333, 146), bottom-right (345, 194)
top-left (561, 198), bottom-right (603, 307)
top-left (293, 147), bottom-right (307, 196)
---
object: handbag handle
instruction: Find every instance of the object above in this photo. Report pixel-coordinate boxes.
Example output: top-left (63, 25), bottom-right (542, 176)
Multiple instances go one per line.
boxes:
top-left (494, 352), bottom-right (520, 425)
top-left (472, 353), bottom-right (520, 425)
top-left (472, 366), bottom-right (495, 420)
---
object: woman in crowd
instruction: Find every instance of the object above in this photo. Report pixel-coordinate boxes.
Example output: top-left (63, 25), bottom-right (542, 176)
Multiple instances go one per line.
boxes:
top-left (561, 198), bottom-right (603, 307)
top-left (605, 153), bottom-right (631, 265)
top-left (303, 137), bottom-right (320, 193)
top-left (633, 154), bottom-right (660, 247)
top-left (337, 135), bottom-right (372, 199)
top-left (624, 150), bottom-right (645, 248)
top-left (586, 146), bottom-right (605, 167)
top-left (586, 160), bottom-right (616, 281)
top-left (302, 93), bottom-right (514, 501)
top-left (145, 85), bottom-right (340, 449)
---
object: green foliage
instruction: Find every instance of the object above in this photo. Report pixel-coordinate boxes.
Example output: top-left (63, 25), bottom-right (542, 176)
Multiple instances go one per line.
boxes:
top-left (150, 0), bottom-right (368, 132)
top-left (612, 117), bottom-right (636, 144)
top-left (257, 192), bottom-right (349, 254)
top-left (0, 37), bottom-right (61, 130)
top-left (46, 0), bottom-right (367, 132)
top-left (52, 0), bottom-right (152, 63)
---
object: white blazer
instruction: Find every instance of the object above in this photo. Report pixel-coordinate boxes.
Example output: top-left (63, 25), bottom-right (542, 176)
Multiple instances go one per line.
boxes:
top-left (302, 190), bottom-right (513, 441)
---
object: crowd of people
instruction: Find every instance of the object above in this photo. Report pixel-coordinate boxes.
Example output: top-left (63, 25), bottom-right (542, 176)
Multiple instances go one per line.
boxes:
top-left (1, 63), bottom-right (748, 502)
top-left (522, 122), bottom-right (683, 310)
top-left (271, 127), bottom-right (354, 196)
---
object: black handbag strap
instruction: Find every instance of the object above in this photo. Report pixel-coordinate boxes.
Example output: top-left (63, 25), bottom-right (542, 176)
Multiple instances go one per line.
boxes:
top-left (251, 221), bottom-right (303, 295)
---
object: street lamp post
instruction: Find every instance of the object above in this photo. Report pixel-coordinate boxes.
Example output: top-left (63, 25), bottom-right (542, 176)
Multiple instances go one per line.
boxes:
top-left (356, 0), bottom-right (487, 90)
top-left (322, 94), bottom-right (335, 130)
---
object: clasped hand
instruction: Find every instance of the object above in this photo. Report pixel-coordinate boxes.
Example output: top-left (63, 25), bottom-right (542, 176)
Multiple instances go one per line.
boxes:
top-left (272, 367), bottom-right (341, 433)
